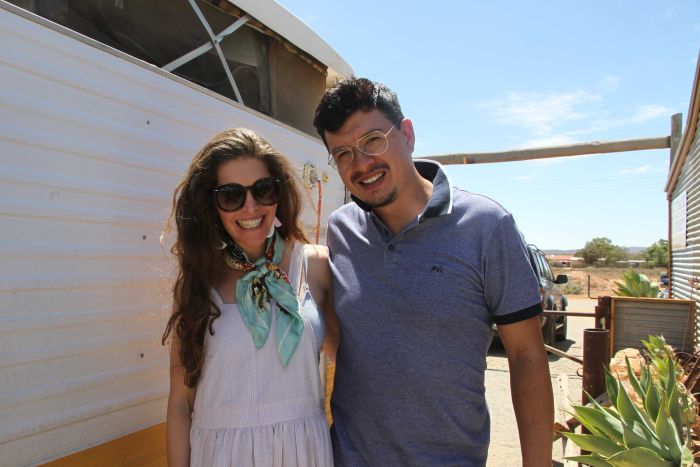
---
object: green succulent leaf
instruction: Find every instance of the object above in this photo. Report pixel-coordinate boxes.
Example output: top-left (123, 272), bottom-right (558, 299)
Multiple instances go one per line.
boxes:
top-left (561, 432), bottom-right (625, 458)
top-left (640, 364), bottom-right (650, 394)
top-left (606, 447), bottom-right (674, 467)
top-left (621, 419), bottom-right (670, 459)
top-left (586, 390), bottom-right (620, 421)
top-left (625, 356), bottom-right (646, 401)
top-left (666, 383), bottom-right (683, 436)
top-left (564, 454), bottom-right (613, 467)
top-left (604, 367), bottom-right (620, 405)
top-left (616, 378), bottom-right (658, 441)
top-left (655, 405), bottom-right (683, 463)
top-left (614, 271), bottom-right (662, 297)
top-left (644, 382), bottom-right (661, 424)
top-left (572, 405), bottom-right (624, 443)
top-left (665, 356), bottom-right (676, 395)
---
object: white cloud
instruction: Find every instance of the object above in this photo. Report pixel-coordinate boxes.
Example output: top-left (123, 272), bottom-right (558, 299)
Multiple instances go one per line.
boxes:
top-left (631, 105), bottom-right (673, 122)
top-left (481, 87), bottom-right (674, 153)
top-left (519, 135), bottom-right (579, 149)
top-left (621, 165), bottom-right (652, 175)
top-left (562, 104), bottom-right (673, 137)
top-left (513, 174), bottom-right (535, 181)
top-left (600, 75), bottom-right (621, 90)
top-left (481, 90), bottom-right (602, 137)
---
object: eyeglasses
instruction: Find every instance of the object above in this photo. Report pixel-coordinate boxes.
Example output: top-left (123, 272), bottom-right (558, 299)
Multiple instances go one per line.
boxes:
top-left (328, 124), bottom-right (398, 172)
top-left (213, 177), bottom-right (281, 212)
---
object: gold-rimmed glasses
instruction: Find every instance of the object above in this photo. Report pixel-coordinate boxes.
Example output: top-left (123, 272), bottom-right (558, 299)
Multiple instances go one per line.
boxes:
top-left (328, 124), bottom-right (398, 172)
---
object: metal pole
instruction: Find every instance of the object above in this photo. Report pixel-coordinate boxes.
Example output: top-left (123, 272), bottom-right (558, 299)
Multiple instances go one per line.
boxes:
top-left (581, 328), bottom-right (610, 404)
top-left (186, 0), bottom-right (244, 104)
top-left (587, 274), bottom-right (591, 298)
top-left (162, 15), bottom-right (250, 72)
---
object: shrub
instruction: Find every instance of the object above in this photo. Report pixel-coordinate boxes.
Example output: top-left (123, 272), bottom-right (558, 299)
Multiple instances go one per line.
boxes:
top-left (561, 281), bottom-right (584, 295)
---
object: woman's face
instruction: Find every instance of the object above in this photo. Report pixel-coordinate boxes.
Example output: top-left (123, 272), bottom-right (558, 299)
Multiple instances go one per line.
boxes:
top-left (215, 157), bottom-right (278, 260)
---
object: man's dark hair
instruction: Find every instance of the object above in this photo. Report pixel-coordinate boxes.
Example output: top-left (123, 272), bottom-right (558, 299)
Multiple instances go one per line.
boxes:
top-left (313, 77), bottom-right (404, 147)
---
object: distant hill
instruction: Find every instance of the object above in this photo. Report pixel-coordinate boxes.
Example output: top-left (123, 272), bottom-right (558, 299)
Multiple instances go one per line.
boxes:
top-left (543, 249), bottom-right (577, 255)
top-left (543, 247), bottom-right (647, 255)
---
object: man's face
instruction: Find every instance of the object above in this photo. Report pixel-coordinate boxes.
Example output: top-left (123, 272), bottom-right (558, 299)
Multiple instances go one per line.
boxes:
top-left (324, 109), bottom-right (414, 210)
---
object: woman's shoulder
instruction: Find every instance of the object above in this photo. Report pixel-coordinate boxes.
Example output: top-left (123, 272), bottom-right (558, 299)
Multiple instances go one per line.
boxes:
top-left (303, 243), bottom-right (329, 260)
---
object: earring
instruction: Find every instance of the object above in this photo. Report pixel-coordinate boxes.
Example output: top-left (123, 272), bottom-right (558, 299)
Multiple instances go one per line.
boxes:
top-left (266, 216), bottom-right (282, 238)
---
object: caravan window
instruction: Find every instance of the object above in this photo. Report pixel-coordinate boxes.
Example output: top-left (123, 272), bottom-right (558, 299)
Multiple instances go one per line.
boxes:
top-left (9, 0), bottom-right (326, 135)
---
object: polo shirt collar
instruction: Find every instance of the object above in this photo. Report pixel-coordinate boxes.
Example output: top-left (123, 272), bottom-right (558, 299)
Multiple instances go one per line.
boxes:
top-left (350, 159), bottom-right (453, 221)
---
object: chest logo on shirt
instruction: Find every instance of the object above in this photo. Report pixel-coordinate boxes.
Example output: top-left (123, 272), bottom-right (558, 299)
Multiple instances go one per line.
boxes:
top-left (428, 265), bottom-right (445, 273)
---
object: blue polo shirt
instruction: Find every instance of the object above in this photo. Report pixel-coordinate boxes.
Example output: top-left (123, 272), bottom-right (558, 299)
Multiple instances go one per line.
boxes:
top-left (327, 160), bottom-right (542, 466)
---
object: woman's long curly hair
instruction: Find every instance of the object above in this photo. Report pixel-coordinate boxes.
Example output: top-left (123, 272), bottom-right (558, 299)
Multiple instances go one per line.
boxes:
top-left (161, 128), bottom-right (309, 387)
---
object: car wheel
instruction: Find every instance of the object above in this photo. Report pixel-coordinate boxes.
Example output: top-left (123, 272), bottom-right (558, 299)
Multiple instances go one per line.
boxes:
top-left (555, 316), bottom-right (567, 342)
top-left (541, 311), bottom-right (554, 346)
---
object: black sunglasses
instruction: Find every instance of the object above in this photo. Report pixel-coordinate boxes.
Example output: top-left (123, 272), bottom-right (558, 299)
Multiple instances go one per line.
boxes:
top-left (213, 177), bottom-right (281, 212)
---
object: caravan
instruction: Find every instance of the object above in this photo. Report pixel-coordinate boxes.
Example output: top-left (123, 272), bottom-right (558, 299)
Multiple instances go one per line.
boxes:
top-left (0, 1), bottom-right (350, 464)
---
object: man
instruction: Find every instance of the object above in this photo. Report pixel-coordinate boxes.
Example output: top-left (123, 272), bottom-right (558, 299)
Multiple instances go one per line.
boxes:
top-left (314, 77), bottom-right (553, 466)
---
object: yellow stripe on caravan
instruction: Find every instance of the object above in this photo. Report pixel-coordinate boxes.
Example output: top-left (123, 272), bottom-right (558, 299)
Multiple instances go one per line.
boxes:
top-left (41, 424), bottom-right (166, 467)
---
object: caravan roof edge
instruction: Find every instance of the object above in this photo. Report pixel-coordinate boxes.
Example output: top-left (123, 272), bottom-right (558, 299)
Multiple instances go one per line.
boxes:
top-left (231, 0), bottom-right (353, 78)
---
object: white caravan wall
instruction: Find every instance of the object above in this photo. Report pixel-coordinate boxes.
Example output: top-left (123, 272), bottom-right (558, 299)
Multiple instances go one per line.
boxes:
top-left (0, 4), bottom-right (344, 465)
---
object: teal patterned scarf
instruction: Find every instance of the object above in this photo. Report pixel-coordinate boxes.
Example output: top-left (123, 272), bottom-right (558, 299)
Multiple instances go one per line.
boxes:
top-left (224, 232), bottom-right (303, 367)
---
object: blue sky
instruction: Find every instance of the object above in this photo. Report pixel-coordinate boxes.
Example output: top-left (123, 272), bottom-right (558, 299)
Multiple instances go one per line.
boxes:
top-left (278, 0), bottom-right (699, 250)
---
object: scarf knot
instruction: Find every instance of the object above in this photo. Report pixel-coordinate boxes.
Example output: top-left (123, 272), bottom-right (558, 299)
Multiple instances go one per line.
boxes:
top-left (225, 232), bottom-right (304, 367)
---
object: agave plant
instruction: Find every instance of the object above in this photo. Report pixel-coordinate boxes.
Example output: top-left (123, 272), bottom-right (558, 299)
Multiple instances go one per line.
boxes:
top-left (613, 269), bottom-right (660, 298)
top-left (563, 336), bottom-right (696, 466)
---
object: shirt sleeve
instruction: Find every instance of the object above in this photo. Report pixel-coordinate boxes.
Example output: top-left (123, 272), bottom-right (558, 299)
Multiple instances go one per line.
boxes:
top-left (483, 213), bottom-right (543, 325)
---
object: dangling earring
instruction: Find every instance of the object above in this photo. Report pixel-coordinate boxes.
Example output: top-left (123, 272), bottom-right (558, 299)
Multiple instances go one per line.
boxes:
top-left (267, 216), bottom-right (282, 238)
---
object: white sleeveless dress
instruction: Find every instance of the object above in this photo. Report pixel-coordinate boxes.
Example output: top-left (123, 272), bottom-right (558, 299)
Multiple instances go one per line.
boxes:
top-left (189, 243), bottom-right (332, 467)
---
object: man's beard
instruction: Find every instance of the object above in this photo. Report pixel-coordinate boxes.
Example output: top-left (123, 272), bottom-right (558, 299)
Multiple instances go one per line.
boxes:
top-left (362, 187), bottom-right (398, 209)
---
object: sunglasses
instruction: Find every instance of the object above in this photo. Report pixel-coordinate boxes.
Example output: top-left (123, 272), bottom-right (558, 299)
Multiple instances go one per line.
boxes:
top-left (213, 177), bottom-right (281, 212)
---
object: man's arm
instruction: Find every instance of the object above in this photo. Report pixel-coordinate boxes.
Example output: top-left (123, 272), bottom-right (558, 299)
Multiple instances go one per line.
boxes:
top-left (498, 316), bottom-right (553, 467)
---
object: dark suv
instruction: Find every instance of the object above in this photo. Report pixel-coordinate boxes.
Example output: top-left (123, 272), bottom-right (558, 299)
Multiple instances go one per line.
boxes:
top-left (527, 244), bottom-right (569, 344)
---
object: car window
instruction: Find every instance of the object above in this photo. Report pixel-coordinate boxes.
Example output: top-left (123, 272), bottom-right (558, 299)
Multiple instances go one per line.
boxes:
top-left (541, 254), bottom-right (555, 281)
top-left (534, 251), bottom-right (553, 281)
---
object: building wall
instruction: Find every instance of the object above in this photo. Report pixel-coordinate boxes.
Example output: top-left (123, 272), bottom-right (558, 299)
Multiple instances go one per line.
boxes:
top-left (670, 110), bottom-right (700, 345)
top-left (0, 4), bottom-right (343, 465)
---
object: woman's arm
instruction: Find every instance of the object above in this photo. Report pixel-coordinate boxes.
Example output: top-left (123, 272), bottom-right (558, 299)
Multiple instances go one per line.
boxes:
top-left (305, 244), bottom-right (339, 362)
top-left (166, 341), bottom-right (196, 467)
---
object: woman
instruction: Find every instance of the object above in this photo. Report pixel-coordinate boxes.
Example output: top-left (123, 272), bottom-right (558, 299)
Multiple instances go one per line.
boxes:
top-left (162, 128), bottom-right (337, 466)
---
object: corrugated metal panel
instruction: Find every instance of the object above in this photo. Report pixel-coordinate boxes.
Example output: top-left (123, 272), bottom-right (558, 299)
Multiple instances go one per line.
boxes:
top-left (0, 4), bottom-right (344, 465)
top-left (670, 107), bottom-right (700, 347)
top-left (612, 298), bottom-right (695, 353)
